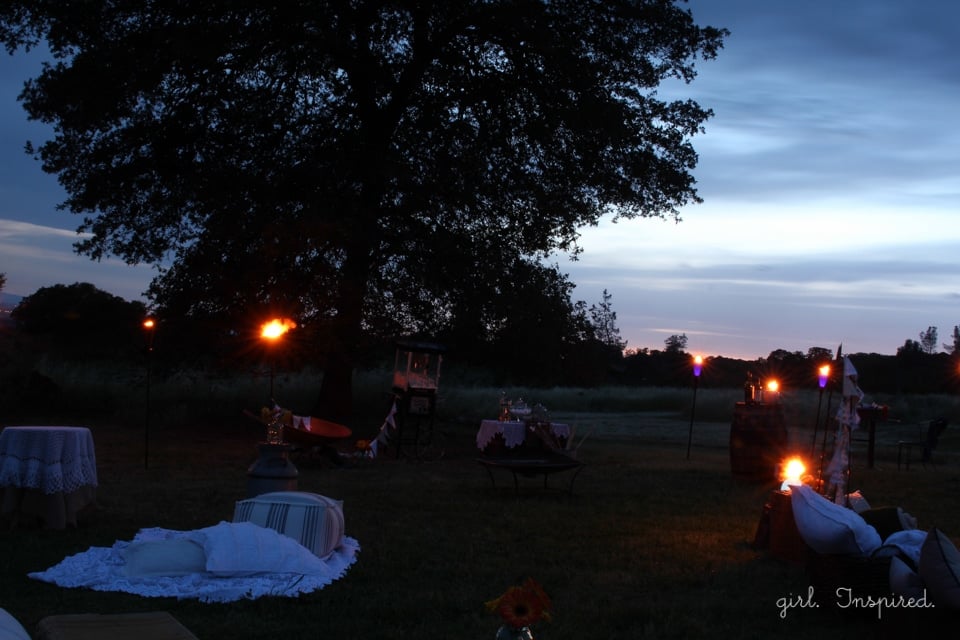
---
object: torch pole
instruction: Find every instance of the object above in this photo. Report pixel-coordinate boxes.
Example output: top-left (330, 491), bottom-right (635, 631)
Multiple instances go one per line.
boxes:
top-left (269, 361), bottom-right (275, 402)
top-left (811, 387), bottom-right (824, 457)
top-left (817, 387), bottom-right (835, 493)
top-left (142, 318), bottom-right (155, 470)
top-left (144, 348), bottom-right (151, 470)
top-left (685, 356), bottom-right (704, 459)
top-left (686, 373), bottom-right (700, 460)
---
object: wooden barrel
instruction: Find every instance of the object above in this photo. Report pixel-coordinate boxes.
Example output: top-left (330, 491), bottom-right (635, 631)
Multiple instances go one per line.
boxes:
top-left (729, 402), bottom-right (787, 481)
top-left (767, 489), bottom-right (812, 565)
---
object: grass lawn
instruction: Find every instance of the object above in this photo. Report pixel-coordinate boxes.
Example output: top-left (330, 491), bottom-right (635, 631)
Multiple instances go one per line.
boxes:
top-left (2, 399), bottom-right (958, 639)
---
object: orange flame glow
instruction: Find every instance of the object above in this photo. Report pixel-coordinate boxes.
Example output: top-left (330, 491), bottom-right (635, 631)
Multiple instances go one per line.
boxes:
top-left (780, 457), bottom-right (806, 491)
top-left (260, 318), bottom-right (297, 341)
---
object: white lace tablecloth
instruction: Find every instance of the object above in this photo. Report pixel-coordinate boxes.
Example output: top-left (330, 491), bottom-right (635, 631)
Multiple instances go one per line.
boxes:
top-left (0, 426), bottom-right (98, 494)
top-left (476, 420), bottom-right (570, 450)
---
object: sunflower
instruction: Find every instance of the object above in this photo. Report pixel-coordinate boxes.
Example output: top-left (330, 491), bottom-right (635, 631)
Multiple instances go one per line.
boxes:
top-left (486, 579), bottom-right (552, 628)
top-left (521, 578), bottom-right (552, 620)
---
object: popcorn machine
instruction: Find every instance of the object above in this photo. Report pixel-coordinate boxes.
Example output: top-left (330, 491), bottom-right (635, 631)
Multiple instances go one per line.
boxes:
top-left (391, 339), bottom-right (445, 458)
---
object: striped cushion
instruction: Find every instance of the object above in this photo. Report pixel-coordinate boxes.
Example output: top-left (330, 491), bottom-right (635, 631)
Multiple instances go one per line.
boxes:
top-left (232, 491), bottom-right (345, 559)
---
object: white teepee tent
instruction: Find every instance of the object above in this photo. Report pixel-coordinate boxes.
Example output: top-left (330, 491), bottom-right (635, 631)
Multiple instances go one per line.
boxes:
top-left (823, 356), bottom-right (864, 504)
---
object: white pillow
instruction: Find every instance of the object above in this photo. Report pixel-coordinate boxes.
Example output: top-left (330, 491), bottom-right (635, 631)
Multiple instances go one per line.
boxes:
top-left (790, 484), bottom-right (881, 556)
top-left (876, 529), bottom-right (927, 567)
top-left (0, 608), bottom-right (31, 640)
top-left (189, 521), bottom-right (334, 577)
top-left (919, 527), bottom-right (960, 609)
top-left (889, 555), bottom-right (926, 600)
top-left (122, 539), bottom-right (207, 577)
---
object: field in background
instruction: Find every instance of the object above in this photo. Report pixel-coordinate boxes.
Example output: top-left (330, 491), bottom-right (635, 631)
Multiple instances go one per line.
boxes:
top-left (2, 367), bottom-right (959, 638)
top-left (9, 360), bottom-right (960, 433)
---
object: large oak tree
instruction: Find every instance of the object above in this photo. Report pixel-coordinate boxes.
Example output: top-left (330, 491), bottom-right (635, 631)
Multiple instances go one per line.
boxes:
top-left (0, 1), bottom-right (726, 422)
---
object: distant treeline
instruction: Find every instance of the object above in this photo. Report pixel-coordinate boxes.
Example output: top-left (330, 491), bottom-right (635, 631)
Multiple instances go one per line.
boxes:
top-left (611, 349), bottom-right (959, 396)
top-left (2, 282), bottom-right (955, 397)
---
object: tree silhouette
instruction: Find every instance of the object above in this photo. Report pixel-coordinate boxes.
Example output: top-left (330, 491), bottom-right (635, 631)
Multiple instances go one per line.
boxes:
top-left (898, 339), bottom-right (922, 356)
top-left (0, 2), bottom-right (727, 422)
top-left (945, 325), bottom-right (960, 355)
top-left (11, 282), bottom-right (147, 360)
top-left (664, 334), bottom-right (688, 354)
top-left (919, 326), bottom-right (939, 355)
top-left (806, 346), bottom-right (833, 362)
top-left (589, 289), bottom-right (626, 352)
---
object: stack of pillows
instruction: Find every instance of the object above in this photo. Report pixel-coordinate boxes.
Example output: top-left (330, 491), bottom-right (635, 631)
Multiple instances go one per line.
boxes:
top-left (790, 484), bottom-right (960, 608)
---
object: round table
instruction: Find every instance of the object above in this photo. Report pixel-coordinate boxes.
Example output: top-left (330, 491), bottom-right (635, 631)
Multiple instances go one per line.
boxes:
top-left (0, 426), bottom-right (98, 528)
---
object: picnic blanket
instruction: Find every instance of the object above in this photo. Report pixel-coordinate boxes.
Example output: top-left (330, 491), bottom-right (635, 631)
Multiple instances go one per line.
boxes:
top-left (28, 521), bottom-right (359, 603)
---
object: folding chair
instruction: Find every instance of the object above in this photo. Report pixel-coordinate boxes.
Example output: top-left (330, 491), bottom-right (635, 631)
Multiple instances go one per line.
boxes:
top-left (897, 417), bottom-right (948, 470)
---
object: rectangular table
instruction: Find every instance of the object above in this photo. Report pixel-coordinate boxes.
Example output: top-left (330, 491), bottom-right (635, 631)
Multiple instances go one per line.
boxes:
top-left (0, 426), bottom-right (98, 529)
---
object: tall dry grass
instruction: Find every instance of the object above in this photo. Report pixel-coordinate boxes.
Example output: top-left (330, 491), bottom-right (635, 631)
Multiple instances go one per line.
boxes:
top-left (19, 359), bottom-right (959, 431)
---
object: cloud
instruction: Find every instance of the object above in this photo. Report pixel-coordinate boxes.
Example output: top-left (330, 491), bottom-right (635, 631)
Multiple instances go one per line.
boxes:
top-left (0, 218), bottom-right (152, 301)
top-left (676, 0), bottom-right (960, 212)
top-left (0, 218), bottom-right (82, 240)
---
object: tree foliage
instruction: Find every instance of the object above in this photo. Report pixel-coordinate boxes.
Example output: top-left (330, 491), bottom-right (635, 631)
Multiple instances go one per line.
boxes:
top-left (0, 1), bottom-right (727, 420)
top-left (945, 325), bottom-right (960, 355)
top-left (919, 326), bottom-right (939, 355)
top-left (806, 346), bottom-right (833, 363)
top-left (10, 282), bottom-right (147, 360)
top-left (898, 338), bottom-right (923, 357)
top-left (589, 289), bottom-right (626, 352)
top-left (664, 333), bottom-right (688, 354)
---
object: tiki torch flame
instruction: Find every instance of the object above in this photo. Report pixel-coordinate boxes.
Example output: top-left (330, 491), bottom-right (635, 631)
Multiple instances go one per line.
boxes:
top-left (780, 457), bottom-right (806, 492)
top-left (260, 318), bottom-right (297, 341)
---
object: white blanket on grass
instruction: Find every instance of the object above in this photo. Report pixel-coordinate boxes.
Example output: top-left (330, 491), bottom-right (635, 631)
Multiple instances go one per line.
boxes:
top-left (28, 521), bottom-right (360, 603)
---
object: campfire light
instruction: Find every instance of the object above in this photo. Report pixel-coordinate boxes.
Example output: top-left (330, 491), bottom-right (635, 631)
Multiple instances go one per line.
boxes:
top-left (780, 457), bottom-right (806, 492)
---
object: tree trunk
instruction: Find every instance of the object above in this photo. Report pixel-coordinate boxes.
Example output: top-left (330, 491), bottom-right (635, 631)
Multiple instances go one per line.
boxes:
top-left (313, 350), bottom-right (354, 425)
top-left (310, 228), bottom-right (373, 426)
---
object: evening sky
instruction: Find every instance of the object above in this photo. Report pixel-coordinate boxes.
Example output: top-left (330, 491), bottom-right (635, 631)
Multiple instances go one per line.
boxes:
top-left (1, 1), bottom-right (957, 360)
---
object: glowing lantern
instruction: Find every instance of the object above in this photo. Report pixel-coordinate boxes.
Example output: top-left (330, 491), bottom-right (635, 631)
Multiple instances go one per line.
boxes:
top-left (779, 457), bottom-right (806, 492)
